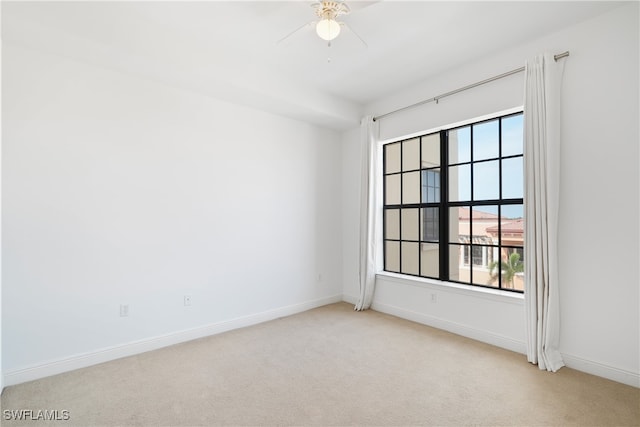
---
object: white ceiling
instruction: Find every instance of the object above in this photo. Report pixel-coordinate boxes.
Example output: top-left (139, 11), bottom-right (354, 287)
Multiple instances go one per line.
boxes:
top-left (2, 1), bottom-right (625, 130)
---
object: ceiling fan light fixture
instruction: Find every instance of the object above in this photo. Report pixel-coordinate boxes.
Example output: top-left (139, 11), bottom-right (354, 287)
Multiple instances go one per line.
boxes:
top-left (312, 1), bottom-right (349, 41)
top-left (316, 18), bottom-right (341, 41)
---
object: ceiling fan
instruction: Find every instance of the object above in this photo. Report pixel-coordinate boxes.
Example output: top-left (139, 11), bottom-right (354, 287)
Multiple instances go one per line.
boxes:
top-left (277, 0), bottom-right (367, 48)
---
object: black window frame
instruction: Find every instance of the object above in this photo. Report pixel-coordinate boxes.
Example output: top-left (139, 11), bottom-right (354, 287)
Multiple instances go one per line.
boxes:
top-left (382, 111), bottom-right (525, 293)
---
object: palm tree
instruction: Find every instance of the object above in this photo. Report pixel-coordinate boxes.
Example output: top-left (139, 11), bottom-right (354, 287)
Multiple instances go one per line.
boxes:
top-left (488, 252), bottom-right (524, 289)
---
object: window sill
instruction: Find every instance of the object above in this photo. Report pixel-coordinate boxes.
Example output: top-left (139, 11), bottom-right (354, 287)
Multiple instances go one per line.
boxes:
top-left (375, 271), bottom-right (525, 305)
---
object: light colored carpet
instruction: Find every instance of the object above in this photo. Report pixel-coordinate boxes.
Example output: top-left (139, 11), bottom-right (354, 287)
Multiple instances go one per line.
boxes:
top-left (1, 302), bottom-right (638, 426)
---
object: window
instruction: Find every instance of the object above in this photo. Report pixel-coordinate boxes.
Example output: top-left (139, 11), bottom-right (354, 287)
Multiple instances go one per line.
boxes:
top-left (383, 112), bottom-right (524, 292)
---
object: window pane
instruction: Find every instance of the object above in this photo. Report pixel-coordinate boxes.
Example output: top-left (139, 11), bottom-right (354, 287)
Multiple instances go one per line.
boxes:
top-left (449, 126), bottom-right (470, 164)
top-left (421, 169), bottom-right (440, 203)
top-left (470, 205), bottom-right (498, 241)
top-left (403, 138), bottom-right (420, 171)
top-left (449, 244), bottom-right (469, 283)
top-left (385, 241), bottom-right (400, 272)
top-left (385, 174), bottom-right (401, 205)
top-left (473, 120), bottom-right (499, 161)
top-left (385, 142), bottom-right (401, 174)
top-left (421, 207), bottom-right (439, 241)
top-left (471, 245), bottom-right (493, 287)
top-left (420, 243), bottom-right (439, 277)
top-left (502, 157), bottom-right (523, 199)
top-left (499, 205), bottom-right (524, 247)
top-left (422, 133), bottom-right (440, 168)
top-left (473, 160), bottom-right (499, 200)
top-left (486, 246), bottom-right (501, 288)
top-left (401, 208), bottom-right (419, 241)
top-left (501, 204), bottom-right (524, 220)
top-left (472, 245), bottom-right (484, 266)
top-left (448, 164), bottom-right (470, 201)
top-left (401, 242), bottom-right (419, 275)
top-left (502, 114), bottom-right (524, 156)
top-left (402, 171), bottom-right (421, 204)
top-left (385, 209), bottom-right (400, 240)
top-left (500, 248), bottom-right (525, 291)
top-left (450, 207), bottom-right (465, 243)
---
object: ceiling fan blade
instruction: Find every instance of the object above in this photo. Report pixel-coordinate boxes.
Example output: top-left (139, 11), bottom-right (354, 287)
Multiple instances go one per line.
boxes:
top-left (342, 22), bottom-right (368, 48)
top-left (347, 1), bottom-right (379, 12)
top-left (276, 21), bottom-right (315, 45)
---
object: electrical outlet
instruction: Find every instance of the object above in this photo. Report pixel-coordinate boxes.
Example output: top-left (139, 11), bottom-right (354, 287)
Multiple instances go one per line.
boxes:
top-left (430, 293), bottom-right (437, 303)
top-left (120, 304), bottom-right (129, 317)
top-left (184, 295), bottom-right (192, 306)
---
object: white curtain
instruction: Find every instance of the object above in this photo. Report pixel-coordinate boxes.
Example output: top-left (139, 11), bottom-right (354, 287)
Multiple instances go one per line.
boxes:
top-left (355, 115), bottom-right (380, 311)
top-left (523, 53), bottom-right (566, 372)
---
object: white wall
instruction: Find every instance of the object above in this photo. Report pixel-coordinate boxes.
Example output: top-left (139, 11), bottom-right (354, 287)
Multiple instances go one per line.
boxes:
top-left (342, 3), bottom-right (639, 387)
top-left (0, 29), bottom-right (3, 392)
top-left (2, 42), bottom-right (343, 386)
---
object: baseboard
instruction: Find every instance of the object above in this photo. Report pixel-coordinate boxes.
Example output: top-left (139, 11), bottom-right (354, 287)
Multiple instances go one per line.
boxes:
top-left (561, 353), bottom-right (640, 388)
top-left (370, 301), bottom-right (640, 388)
top-left (370, 301), bottom-right (527, 355)
top-left (341, 293), bottom-right (358, 305)
top-left (3, 294), bottom-right (343, 388)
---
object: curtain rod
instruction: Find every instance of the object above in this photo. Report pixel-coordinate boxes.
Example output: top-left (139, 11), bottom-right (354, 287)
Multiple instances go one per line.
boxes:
top-left (373, 51), bottom-right (570, 122)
